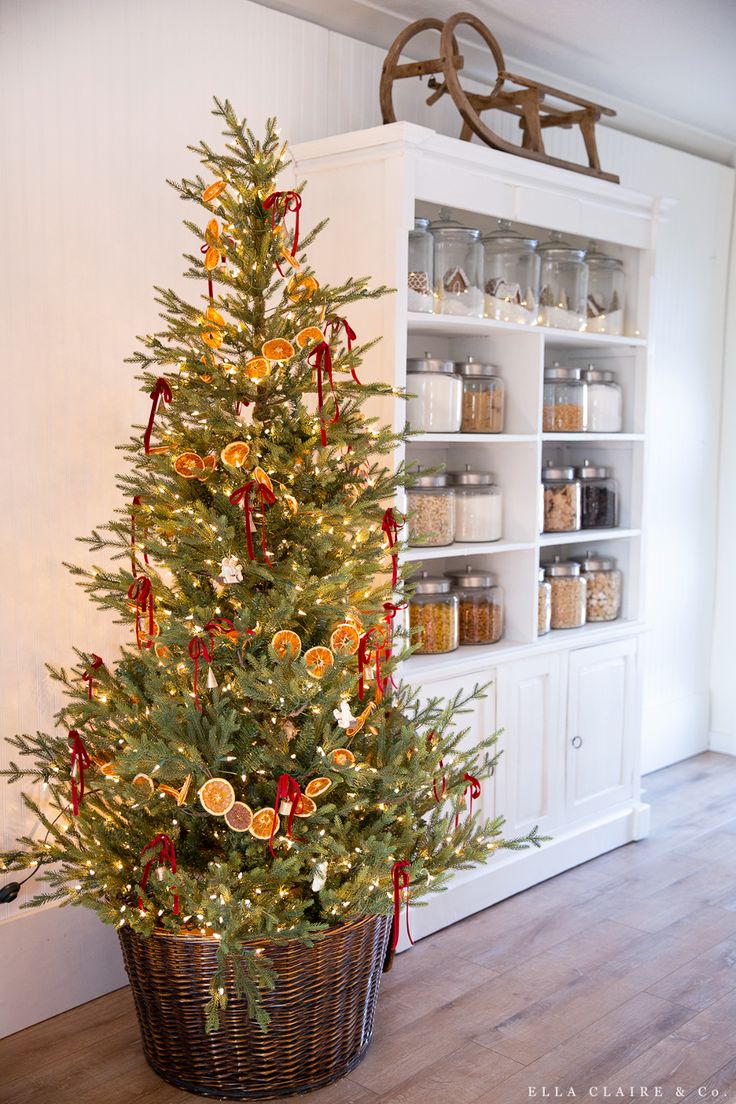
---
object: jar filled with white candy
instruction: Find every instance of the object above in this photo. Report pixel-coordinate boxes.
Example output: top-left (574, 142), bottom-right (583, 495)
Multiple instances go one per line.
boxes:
top-left (408, 217), bottom-right (434, 313)
top-left (448, 466), bottom-right (503, 543)
top-left (405, 355), bottom-right (462, 433)
top-left (581, 366), bottom-right (623, 432)
top-left (538, 232), bottom-right (588, 331)
top-left (430, 209), bottom-right (484, 317)
top-left (482, 219), bottom-right (540, 325)
top-left (584, 242), bottom-right (625, 335)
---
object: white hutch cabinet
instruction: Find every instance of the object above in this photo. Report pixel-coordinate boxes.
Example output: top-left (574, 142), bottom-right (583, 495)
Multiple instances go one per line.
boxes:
top-left (290, 123), bottom-right (664, 943)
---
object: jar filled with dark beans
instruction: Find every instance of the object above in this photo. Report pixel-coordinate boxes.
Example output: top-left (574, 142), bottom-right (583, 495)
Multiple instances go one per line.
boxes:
top-left (576, 460), bottom-right (617, 529)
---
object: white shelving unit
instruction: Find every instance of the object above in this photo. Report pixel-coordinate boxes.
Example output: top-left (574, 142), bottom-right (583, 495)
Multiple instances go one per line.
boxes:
top-left (292, 123), bottom-right (665, 946)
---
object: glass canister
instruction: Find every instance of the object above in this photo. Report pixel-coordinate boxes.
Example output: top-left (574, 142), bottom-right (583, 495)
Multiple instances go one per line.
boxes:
top-left (406, 470), bottom-right (455, 547)
top-left (447, 566), bottom-right (504, 645)
top-left (543, 365), bottom-right (587, 432)
top-left (406, 355), bottom-right (462, 433)
top-left (542, 462), bottom-right (581, 533)
top-left (582, 366), bottom-right (623, 432)
top-left (544, 558), bottom-right (586, 629)
top-left (576, 552), bottom-right (622, 622)
top-left (585, 241), bottom-right (625, 335)
top-left (538, 232), bottom-right (588, 331)
top-left (448, 466), bottom-right (503, 542)
top-left (577, 461), bottom-right (618, 529)
top-left (408, 217), bottom-right (434, 314)
top-left (456, 357), bottom-right (505, 434)
top-left (482, 219), bottom-right (540, 325)
top-left (408, 572), bottom-right (459, 654)
top-left (538, 567), bottom-right (551, 635)
top-left (430, 208), bottom-right (484, 317)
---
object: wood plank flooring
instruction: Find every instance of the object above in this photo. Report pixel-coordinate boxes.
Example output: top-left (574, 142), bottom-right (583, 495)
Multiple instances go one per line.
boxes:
top-left (3, 752), bottom-right (736, 1103)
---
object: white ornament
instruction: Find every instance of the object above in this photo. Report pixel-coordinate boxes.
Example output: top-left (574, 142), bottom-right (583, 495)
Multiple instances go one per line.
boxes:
top-left (279, 799), bottom-right (294, 815)
top-left (217, 555), bottom-right (243, 585)
top-left (206, 666), bottom-right (218, 690)
top-left (333, 700), bottom-right (357, 730)
top-left (312, 861), bottom-right (328, 892)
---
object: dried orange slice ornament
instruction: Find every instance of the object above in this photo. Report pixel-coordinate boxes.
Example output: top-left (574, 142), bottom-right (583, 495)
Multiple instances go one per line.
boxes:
top-left (133, 773), bottom-right (155, 796)
top-left (197, 455), bottom-right (217, 481)
top-left (154, 642), bottom-right (171, 660)
top-left (198, 777), bottom-right (236, 816)
top-left (202, 180), bottom-right (227, 203)
top-left (330, 623), bottom-right (360, 657)
top-left (159, 774), bottom-right (192, 806)
top-left (272, 630), bottom-right (302, 660)
top-left (253, 466), bottom-right (274, 494)
top-left (305, 777), bottom-right (332, 798)
top-left (205, 306), bottom-right (224, 327)
top-left (220, 441), bottom-right (250, 467)
top-left (201, 327), bottom-right (223, 350)
top-left (304, 646), bottom-right (334, 679)
top-left (287, 274), bottom-right (319, 303)
top-left (245, 356), bottom-right (270, 381)
top-left (282, 493), bottom-right (298, 516)
top-left (174, 452), bottom-right (205, 478)
top-left (224, 801), bottom-right (253, 833)
top-left (294, 794), bottom-right (317, 818)
top-left (331, 748), bottom-right (356, 768)
top-left (296, 326), bottom-right (324, 349)
top-left (249, 807), bottom-right (280, 840)
top-left (262, 338), bottom-right (295, 362)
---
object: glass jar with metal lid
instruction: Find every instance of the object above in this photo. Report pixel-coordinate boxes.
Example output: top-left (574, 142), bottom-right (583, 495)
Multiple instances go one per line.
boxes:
top-left (542, 462), bottom-right (581, 533)
top-left (544, 558), bottom-right (586, 629)
top-left (429, 208), bottom-right (484, 317)
top-left (581, 366), bottom-right (623, 432)
top-left (406, 469), bottom-right (455, 547)
top-left (584, 241), bottom-right (625, 335)
top-left (446, 565), bottom-right (504, 645)
top-left (576, 461), bottom-right (618, 529)
top-left (574, 552), bottom-right (622, 622)
top-left (406, 354), bottom-right (462, 433)
top-left (482, 219), bottom-right (540, 325)
top-left (456, 357), bottom-right (505, 434)
top-left (543, 364), bottom-right (587, 433)
top-left (538, 567), bottom-right (552, 635)
top-left (447, 466), bottom-right (503, 542)
top-left (408, 572), bottom-right (459, 654)
top-left (408, 217), bottom-right (434, 314)
top-left (538, 231), bottom-right (588, 331)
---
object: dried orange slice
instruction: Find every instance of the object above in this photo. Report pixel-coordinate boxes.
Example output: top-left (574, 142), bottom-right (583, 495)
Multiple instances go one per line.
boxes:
top-left (287, 274), bottom-right (319, 302)
top-left (154, 642), bottom-right (171, 660)
top-left (200, 373), bottom-right (213, 384)
top-left (293, 794), bottom-right (317, 818)
top-left (282, 493), bottom-right (298, 515)
top-left (206, 218), bottom-right (220, 239)
top-left (198, 777), bottom-right (236, 816)
top-left (279, 246), bottom-right (301, 271)
top-left (202, 180), bottom-right (227, 203)
top-left (272, 630), bottom-right (302, 660)
top-left (253, 466), bottom-right (273, 493)
top-left (133, 773), bottom-right (155, 796)
top-left (201, 327), bottom-right (223, 350)
top-left (203, 245), bottom-right (219, 271)
top-left (304, 646), bottom-right (334, 679)
top-left (262, 338), bottom-right (295, 362)
top-left (220, 441), bottom-right (250, 467)
top-left (347, 702), bottom-right (376, 738)
top-left (296, 326), bottom-right (324, 349)
top-left (343, 612), bottom-right (365, 634)
top-left (249, 807), bottom-right (280, 840)
top-left (330, 623), bottom-right (360, 657)
top-left (331, 748), bottom-right (356, 768)
top-left (245, 356), bottom-right (270, 381)
top-left (159, 774), bottom-right (192, 806)
top-left (224, 801), bottom-right (253, 833)
top-left (305, 777), bottom-right (332, 798)
top-left (205, 306), bottom-right (224, 327)
top-left (174, 452), bottom-right (205, 478)
top-left (197, 454), bottom-right (217, 481)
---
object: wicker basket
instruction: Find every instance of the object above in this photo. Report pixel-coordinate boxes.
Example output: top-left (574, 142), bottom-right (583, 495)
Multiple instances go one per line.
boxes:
top-left (119, 914), bottom-right (392, 1100)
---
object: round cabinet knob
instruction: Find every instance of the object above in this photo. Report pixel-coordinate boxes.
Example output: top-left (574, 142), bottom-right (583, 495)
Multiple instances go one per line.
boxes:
top-left (571, 736), bottom-right (583, 749)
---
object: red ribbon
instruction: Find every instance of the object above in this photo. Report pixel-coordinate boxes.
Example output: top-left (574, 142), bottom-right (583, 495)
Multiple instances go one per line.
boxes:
top-left (455, 773), bottom-right (482, 829)
top-left (263, 191), bottom-right (302, 276)
top-left (143, 378), bottom-right (172, 455)
top-left (203, 617), bottom-right (240, 645)
top-left (68, 730), bottom-right (91, 817)
top-left (308, 342), bottom-right (339, 447)
top-left (326, 316), bottom-right (361, 385)
top-left (188, 636), bottom-right (212, 713)
top-left (229, 481), bottom-right (276, 564)
top-left (82, 654), bottom-right (103, 701)
top-left (270, 774), bottom-right (304, 857)
top-left (390, 860), bottom-right (414, 951)
top-left (357, 626), bottom-right (389, 703)
top-left (127, 577), bottom-right (154, 650)
top-left (138, 834), bottom-right (179, 916)
top-left (381, 508), bottom-right (403, 588)
top-left (130, 496), bottom-right (150, 577)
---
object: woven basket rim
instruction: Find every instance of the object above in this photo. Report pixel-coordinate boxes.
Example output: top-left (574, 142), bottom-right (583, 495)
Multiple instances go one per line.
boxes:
top-left (123, 910), bottom-right (389, 949)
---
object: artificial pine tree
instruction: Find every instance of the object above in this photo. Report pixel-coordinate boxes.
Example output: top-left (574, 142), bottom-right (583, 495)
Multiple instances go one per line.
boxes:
top-left (0, 100), bottom-right (543, 1030)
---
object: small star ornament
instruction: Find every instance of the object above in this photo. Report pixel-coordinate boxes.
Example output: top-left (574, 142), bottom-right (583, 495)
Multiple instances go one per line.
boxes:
top-left (333, 700), bottom-right (357, 730)
top-left (217, 555), bottom-right (243, 585)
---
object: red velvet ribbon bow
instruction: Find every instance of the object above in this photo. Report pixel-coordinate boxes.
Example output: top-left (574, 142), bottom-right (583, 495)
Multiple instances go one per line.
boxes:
top-left (326, 316), bottom-right (361, 385)
top-left (203, 617), bottom-right (241, 645)
top-left (357, 626), bottom-right (389, 703)
top-left (270, 774), bottom-right (304, 857)
top-left (82, 654), bottom-right (103, 701)
top-left (143, 378), bottom-right (172, 455)
top-left (127, 577), bottom-right (154, 650)
top-left (68, 730), bottom-right (91, 817)
top-left (263, 191), bottom-right (302, 276)
top-left (390, 860), bottom-right (414, 951)
top-left (188, 636), bottom-right (213, 713)
top-left (308, 342), bottom-right (340, 447)
top-left (455, 773), bottom-right (482, 828)
top-left (130, 496), bottom-right (150, 577)
top-left (381, 508), bottom-right (403, 588)
top-left (138, 834), bottom-right (179, 916)
top-left (229, 481), bottom-right (276, 564)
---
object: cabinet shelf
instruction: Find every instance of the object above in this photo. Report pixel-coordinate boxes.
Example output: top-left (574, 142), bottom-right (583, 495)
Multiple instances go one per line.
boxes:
top-left (540, 528), bottom-right (640, 547)
top-left (408, 432), bottom-right (536, 444)
top-left (542, 433), bottom-right (644, 444)
top-left (403, 540), bottom-right (536, 562)
top-left (407, 312), bottom-right (647, 348)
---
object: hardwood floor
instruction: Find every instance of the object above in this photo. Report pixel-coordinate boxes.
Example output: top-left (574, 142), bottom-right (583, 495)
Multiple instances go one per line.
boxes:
top-left (3, 752), bottom-right (736, 1103)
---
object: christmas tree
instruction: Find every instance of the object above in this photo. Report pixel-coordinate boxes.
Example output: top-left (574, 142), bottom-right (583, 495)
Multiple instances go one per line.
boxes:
top-left (0, 100), bottom-right (543, 1030)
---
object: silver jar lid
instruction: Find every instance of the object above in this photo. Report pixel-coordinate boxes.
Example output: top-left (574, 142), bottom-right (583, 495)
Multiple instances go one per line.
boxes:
top-left (544, 364), bottom-right (582, 381)
top-left (413, 217), bottom-right (431, 232)
top-left (575, 551), bottom-right (617, 572)
top-left (407, 354), bottom-right (456, 375)
top-left (447, 465), bottom-right (496, 486)
top-left (453, 356), bottom-right (502, 379)
top-left (446, 564), bottom-right (496, 588)
top-left (429, 207), bottom-right (481, 239)
top-left (412, 571), bottom-right (452, 595)
top-left (409, 465), bottom-right (451, 489)
top-left (581, 366), bottom-right (616, 383)
top-left (481, 218), bottom-right (538, 251)
top-left (542, 462), bottom-right (576, 482)
top-left (537, 231), bottom-right (586, 261)
top-left (585, 240), bottom-right (624, 270)
top-left (544, 557), bottom-right (581, 578)
top-left (576, 460), bottom-right (612, 480)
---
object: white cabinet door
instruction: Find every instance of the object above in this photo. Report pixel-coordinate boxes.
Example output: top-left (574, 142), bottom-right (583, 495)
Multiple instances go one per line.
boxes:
top-left (566, 638), bottom-right (638, 820)
top-left (497, 653), bottom-right (565, 836)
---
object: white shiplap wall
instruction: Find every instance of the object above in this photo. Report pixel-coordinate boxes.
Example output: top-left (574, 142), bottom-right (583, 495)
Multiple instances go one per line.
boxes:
top-left (0, 0), bottom-right (732, 1033)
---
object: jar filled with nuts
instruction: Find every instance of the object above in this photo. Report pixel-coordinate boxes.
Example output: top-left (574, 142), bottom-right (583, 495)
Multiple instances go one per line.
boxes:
top-left (408, 572), bottom-right (459, 655)
top-left (543, 364), bottom-right (587, 432)
top-left (577, 461), bottom-right (618, 529)
top-left (538, 567), bottom-right (552, 635)
top-left (542, 462), bottom-right (581, 533)
top-left (544, 558), bottom-right (586, 629)
top-left (406, 470), bottom-right (455, 547)
top-left (575, 552), bottom-right (622, 622)
top-left (446, 565), bottom-right (504, 645)
top-left (456, 357), bottom-right (505, 433)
